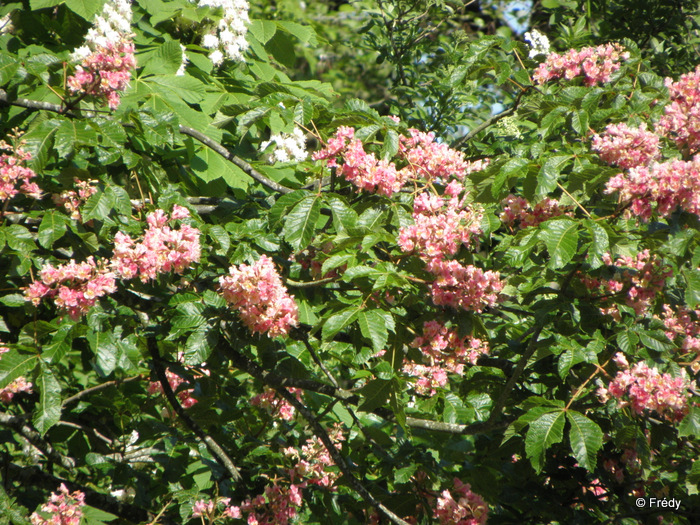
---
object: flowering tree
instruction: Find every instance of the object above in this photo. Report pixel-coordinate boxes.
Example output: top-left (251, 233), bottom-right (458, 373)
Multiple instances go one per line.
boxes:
top-left (1, 1), bottom-right (700, 524)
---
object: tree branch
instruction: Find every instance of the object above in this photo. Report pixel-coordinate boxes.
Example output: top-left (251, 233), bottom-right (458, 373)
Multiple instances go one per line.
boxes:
top-left (3, 460), bottom-right (175, 525)
top-left (0, 89), bottom-right (292, 195)
top-left (62, 375), bottom-right (143, 407)
top-left (0, 411), bottom-right (75, 470)
top-left (146, 336), bottom-right (242, 482)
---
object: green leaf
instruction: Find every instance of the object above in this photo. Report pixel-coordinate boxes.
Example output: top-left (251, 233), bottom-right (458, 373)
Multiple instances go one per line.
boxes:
top-left (679, 406), bottom-right (700, 437)
top-left (0, 350), bottom-right (39, 389)
top-left (64, 0), bottom-right (103, 20)
top-left (283, 195), bottom-right (321, 250)
top-left (540, 218), bottom-right (579, 268)
top-left (382, 129), bottom-right (399, 160)
top-left (637, 330), bottom-right (674, 352)
top-left (537, 155), bottom-right (570, 195)
top-left (184, 328), bottom-right (217, 365)
top-left (0, 53), bottom-right (19, 85)
top-left (249, 20), bottom-right (277, 44)
top-left (684, 269), bottom-right (700, 308)
top-left (269, 190), bottom-right (308, 225)
top-left (82, 189), bottom-right (113, 223)
top-left (191, 147), bottom-right (249, 190)
top-left (87, 329), bottom-right (118, 376)
top-left (525, 409), bottom-right (566, 473)
top-left (357, 310), bottom-right (388, 353)
top-left (443, 392), bottom-right (470, 424)
top-left (322, 307), bottom-right (359, 340)
top-left (358, 378), bottom-right (392, 412)
top-left (22, 119), bottom-right (60, 172)
top-left (54, 119), bottom-right (98, 157)
top-left (33, 366), bottom-right (62, 436)
top-left (616, 331), bottom-right (638, 354)
top-left (29, 0), bottom-right (64, 10)
top-left (141, 40), bottom-right (185, 76)
top-left (567, 411), bottom-right (603, 471)
top-left (37, 210), bottom-right (67, 249)
top-left (0, 294), bottom-right (27, 307)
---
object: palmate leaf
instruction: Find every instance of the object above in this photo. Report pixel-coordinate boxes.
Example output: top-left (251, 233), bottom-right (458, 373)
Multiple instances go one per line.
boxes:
top-left (540, 218), bottom-right (579, 269)
top-left (33, 365), bottom-right (62, 436)
top-left (525, 409), bottom-right (566, 473)
top-left (567, 411), bottom-right (603, 471)
top-left (283, 195), bottom-right (320, 250)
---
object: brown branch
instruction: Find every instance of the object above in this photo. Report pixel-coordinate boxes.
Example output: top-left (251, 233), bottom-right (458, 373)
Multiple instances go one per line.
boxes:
top-left (0, 411), bottom-right (75, 470)
top-left (62, 375), bottom-right (142, 407)
top-left (0, 89), bottom-right (292, 195)
top-left (146, 336), bottom-right (242, 482)
top-left (3, 461), bottom-right (175, 524)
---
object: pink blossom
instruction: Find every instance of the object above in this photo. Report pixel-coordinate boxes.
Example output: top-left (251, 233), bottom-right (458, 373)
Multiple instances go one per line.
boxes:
top-left (0, 376), bottom-right (33, 403)
top-left (533, 43), bottom-right (629, 86)
top-left (67, 40), bottom-right (136, 110)
top-left (111, 208), bottom-right (201, 282)
top-left (605, 156), bottom-right (700, 221)
top-left (219, 255), bottom-right (298, 337)
top-left (599, 358), bottom-right (693, 422)
top-left (24, 257), bottom-right (117, 319)
top-left (0, 134), bottom-right (42, 204)
top-left (226, 483), bottom-right (306, 525)
top-left (591, 123), bottom-right (661, 169)
top-left (30, 484), bottom-right (86, 525)
top-left (427, 259), bottom-right (504, 312)
top-left (148, 368), bottom-right (198, 409)
top-left (251, 387), bottom-right (302, 421)
top-left (661, 304), bottom-right (700, 353)
top-left (434, 478), bottom-right (489, 525)
top-left (52, 178), bottom-right (98, 220)
top-left (656, 66), bottom-right (700, 152)
top-left (285, 423), bottom-right (345, 488)
top-left (398, 184), bottom-right (483, 261)
top-left (500, 194), bottom-right (571, 229)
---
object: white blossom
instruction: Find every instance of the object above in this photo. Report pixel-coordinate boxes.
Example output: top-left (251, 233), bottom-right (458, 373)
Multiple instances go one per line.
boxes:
top-left (261, 127), bottom-right (308, 164)
top-left (0, 13), bottom-right (13, 35)
top-left (194, 0), bottom-right (249, 65)
top-left (176, 44), bottom-right (188, 76)
top-left (71, 0), bottom-right (133, 61)
top-left (524, 29), bottom-right (550, 58)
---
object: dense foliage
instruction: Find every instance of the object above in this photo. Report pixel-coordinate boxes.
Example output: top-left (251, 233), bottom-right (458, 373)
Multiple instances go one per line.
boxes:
top-left (1, 1), bottom-right (699, 524)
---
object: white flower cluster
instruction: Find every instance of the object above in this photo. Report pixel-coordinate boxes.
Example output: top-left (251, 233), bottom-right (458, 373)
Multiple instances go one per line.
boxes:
top-left (196, 0), bottom-right (250, 66)
top-left (0, 13), bottom-right (14, 35)
top-left (523, 29), bottom-right (550, 59)
top-left (261, 128), bottom-right (308, 163)
top-left (72, 0), bottom-right (133, 61)
top-left (176, 44), bottom-right (188, 76)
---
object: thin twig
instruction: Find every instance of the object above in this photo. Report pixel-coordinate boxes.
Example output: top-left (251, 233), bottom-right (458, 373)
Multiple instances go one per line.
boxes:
top-left (62, 375), bottom-right (142, 407)
top-left (0, 410), bottom-right (75, 470)
top-left (146, 336), bottom-right (242, 482)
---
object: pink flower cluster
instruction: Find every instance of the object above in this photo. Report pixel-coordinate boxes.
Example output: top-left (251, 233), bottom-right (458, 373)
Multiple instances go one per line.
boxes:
top-left (68, 40), bottom-right (136, 110)
top-left (219, 255), bottom-right (299, 337)
top-left (229, 483), bottom-right (304, 525)
top-left (661, 304), bottom-right (700, 354)
top-left (251, 387), bottom-right (303, 421)
top-left (591, 123), bottom-right (661, 169)
top-left (582, 250), bottom-right (670, 319)
top-left (427, 259), bottom-right (504, 313)
top-left (403, 321), bottom-right (489, 395)
top-left (656, 66), bottom-right (700, 152)
top-left (500, 194), bottom-right (571, 229)
top-left (605, 156), bottom-right (700, 221)
top-left (603, 449), bottom-right (641, 484)
top-left (111, 206), bottom-right (201, 282)
top-left (312, 124), bottom-right (489, 195)
top-left (412, 321), bottom-right (490, 370)
top-left (434, 478), bottom-right (489, 525)
top-left (0, 135), bottom-right (42, 203)
top-left (598, 353), bottom-right (693, 422)
top-left (30, 484), bottom-right (86, 525)
top-left (52, 178), bottom-right (98, 220)
top-left (399, 129), bottom-right (488, 182)
top-left (147, 368), bottom-right (198, 409)
top-left (284, 424), bottom-right (345, 488)
top-left (25, 206), bottom-right (200, 319)
top-left (24, 257), bottom-right (117, 320)
top-left (398, 182), bottom-right (483, 260)
top-left (312, 126), bottom-right (407, 196)
top-left (533, 43), bottom-right (629, 86)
